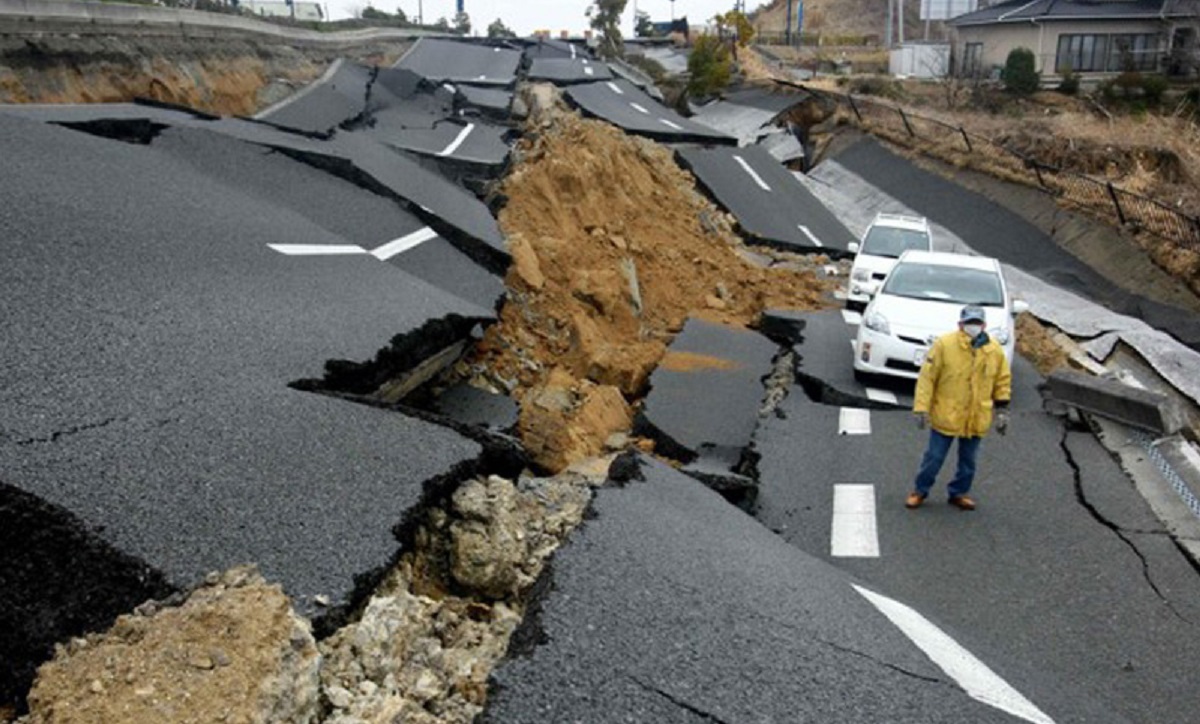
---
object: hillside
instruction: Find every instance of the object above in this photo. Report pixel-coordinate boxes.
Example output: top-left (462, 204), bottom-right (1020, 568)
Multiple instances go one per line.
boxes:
top-left (750, 0), bottom-right (927, 42)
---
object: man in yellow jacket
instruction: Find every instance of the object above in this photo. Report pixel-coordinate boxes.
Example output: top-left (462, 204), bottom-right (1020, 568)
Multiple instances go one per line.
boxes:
top-left (906, 305), bottom-right (1012, 511)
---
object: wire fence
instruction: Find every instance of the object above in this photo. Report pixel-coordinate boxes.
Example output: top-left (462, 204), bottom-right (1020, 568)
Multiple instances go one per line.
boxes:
top-left (824, 90), bottom-right (1200, 251)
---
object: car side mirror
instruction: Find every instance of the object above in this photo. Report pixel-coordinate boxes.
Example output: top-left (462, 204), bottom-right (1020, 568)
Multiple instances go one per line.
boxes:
top-left (848, 241), bottom-right (860, 254)
top-left (1012, 299), bottom-right (1030, 315)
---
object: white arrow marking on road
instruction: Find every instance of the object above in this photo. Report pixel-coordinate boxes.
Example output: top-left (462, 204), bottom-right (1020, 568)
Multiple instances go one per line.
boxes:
top-left (607, 81), bottom-right (624, 94)
top-left (797, 224), bottom-right (824, 247)
top-left (371, 227), bottom-right (439, 261)
top-left (438, 123), bottom-right (476, 157)
top-left (733, 155), bottom-right (772, 192)
top-left (842, 309), bottom-right (862, 325)
top-left (838, 407), bottom-right (871, 435)
top-left (853, 585), bottom-right (1056, 724)
top-left (831, 485), bottom-right (879, 557)
top-left (866, 388), bottom-right (899, 405)
top-left (268, 244), bottom-right (367, 256)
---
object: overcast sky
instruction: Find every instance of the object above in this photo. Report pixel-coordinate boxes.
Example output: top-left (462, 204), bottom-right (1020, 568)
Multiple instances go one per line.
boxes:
top-left (322, 1), bottom-right (743, 35)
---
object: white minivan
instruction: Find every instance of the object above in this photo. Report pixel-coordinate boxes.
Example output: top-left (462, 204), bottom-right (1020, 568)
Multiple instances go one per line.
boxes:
top-left (846, 213), bottom-right (933, 311)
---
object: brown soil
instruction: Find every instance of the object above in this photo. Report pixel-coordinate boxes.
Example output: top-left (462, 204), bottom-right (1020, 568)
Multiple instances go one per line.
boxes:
top-left (1015, 312), bottom-right (1069, 376)
top-left (470, 109), bottom-right (835, 472)
top-left (659, 350), bottom-right (741, 372)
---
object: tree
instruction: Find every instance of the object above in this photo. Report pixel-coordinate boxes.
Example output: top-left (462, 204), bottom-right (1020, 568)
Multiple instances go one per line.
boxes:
top-left (453, 11), bottom-right (471, 35)
top-left (687, 33), bottom-right (732, 98)
top-left (587, 0), bottom-right (628, 58)
top-left (394, 7), bottom-right (407, 23)
top-left (487, 17), bottom-right (517, 38)
top-left (361, 5), bottom-right (388, 20)
top-left (1001, 47), bottom-right (1039, 95)
top-left (433, 16), bottom-right (450, 31)
top-left (634, 10), bottom-right (654, 38)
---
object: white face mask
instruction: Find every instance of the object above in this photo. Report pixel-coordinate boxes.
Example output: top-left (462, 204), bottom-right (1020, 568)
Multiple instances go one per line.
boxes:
top-left (963, 323), bottom-right (985, 338)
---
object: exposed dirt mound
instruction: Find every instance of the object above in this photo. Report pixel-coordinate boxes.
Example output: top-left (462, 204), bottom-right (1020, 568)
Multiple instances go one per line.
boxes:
top-left (995, 128), bottom-right (1189, 186)
top-left (1016, 312), bottom-right (1069, 376)
top-left (469, 111), bottom-right (835, 472)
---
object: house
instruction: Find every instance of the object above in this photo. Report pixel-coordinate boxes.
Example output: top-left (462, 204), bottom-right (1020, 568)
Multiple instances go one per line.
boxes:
top-left (949, 0), bottom-right (1200, 80)
top-left (240, 0), bottom-right (324, 22)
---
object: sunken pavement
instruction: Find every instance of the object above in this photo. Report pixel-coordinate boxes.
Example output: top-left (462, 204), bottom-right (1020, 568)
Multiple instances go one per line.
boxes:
top-left (4, 35), bottom-right (1200, 724)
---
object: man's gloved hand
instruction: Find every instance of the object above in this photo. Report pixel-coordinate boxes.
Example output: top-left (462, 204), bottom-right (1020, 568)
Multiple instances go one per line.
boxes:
top-left (914, 412), bottom-right (929, 430)
top-left (994, 410), bottom-right (1010, 436)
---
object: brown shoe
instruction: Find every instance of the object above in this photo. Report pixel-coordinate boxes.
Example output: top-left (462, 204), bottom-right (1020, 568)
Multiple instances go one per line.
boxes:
top-left (905, 492), bottom-right (926, 509)
top-left (949, 495), bottom-right (977, 511)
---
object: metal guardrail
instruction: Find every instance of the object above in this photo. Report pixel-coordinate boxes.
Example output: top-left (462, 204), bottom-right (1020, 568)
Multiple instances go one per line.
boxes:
top-left (825, 89), bottom-right (1200, 251)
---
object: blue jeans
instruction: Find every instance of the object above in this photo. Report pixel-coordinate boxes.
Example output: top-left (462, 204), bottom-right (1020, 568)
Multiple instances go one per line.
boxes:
top-left (913, 430), bottom-right (982, 498)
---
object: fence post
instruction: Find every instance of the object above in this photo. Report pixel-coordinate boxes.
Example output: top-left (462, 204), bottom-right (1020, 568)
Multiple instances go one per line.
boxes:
top-left (1106, 182), bottom-right (1127, 225)
top-left (898, 107), bottom-right (915, 137)
top-left (958, 126), bottom-right (973, 153)
top-left (846, 94), bottom-right (862, 122)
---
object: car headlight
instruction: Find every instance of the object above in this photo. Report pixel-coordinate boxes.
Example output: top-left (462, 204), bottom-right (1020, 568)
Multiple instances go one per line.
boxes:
top-left (864, 311), bottom-right (890, 335)
top-left (990, 327), bottom-right (1010, 345)
top-left (852, 268), bottom-right (871, 282)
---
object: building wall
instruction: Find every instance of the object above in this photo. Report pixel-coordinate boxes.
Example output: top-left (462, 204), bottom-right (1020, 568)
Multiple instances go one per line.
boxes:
top-left (955, 19), bottom-right (1166, 78)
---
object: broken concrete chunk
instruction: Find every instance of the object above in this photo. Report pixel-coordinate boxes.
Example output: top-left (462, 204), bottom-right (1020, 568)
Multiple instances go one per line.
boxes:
top-left (1043, 369), bottom-right (1187, 435)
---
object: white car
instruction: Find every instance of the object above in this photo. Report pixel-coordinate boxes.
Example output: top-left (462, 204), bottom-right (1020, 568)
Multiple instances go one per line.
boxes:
top-left (845, 213), bottom-right (932, 311)
top-left (853, 250), bottom-right (1029, 381)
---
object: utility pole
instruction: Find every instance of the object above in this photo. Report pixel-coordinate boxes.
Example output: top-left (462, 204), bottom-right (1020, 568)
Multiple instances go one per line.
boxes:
top-left (886, 0), bottom-right (893, 48)
top-left (898, 0), bottom-right (905, 45)
top-left (786, 0), bottom-right (792, 46)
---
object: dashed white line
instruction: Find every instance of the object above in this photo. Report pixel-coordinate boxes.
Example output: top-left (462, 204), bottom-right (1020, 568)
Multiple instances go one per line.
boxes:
top-left (831, 485), bottom-right (879, 557)
top-left (370, 227), bottom-right (439, 261)
top-left (584, 66), bottom-right (595, 76)
top-left (842, 309), bottom-right (862, 325)
top-left (853, 585), bottom-right (1056, 724)
top-left (797, 224), bottom-right (824, 247)
top-left (570, 44), bottom-right (577, 59)
top-left (268, 244), bottom-right (367, 256)
top-left (629, 102), bottom-right (650, 114)
top-left (438, 123), bottom-right (476, 157)
top-left (733, 155), bottom-right (772, 192)
top-left (838, 408), bottom-right (871, 435)
top-left (659, 118), bottom-right (683, 130)
top-left (442, 83), bottom-right (458, 93)
top-left (865, 388), bottom-right (899, 405)
top-left (607, 81), bottom-right (624, 94)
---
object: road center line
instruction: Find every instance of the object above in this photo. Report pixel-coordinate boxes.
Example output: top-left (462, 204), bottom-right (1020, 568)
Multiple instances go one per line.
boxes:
top-left (629, 102), bottom-right (650, 114)
top-left (853, 585), bottom-right (1056, 724)
top-left (733, 155), bottom-right (772, 192)
top-left (584, 66), bottom-right (595, 76)
top-left (438, 123), bottom-right (476, 157)
top-left (842, 309), bottom-right (862, 325)
top-left (831, 485), bottom-right (879, 557)
top-left (371, 227), bottom-right (439, 260)
top-left (838, 408), bottom-right (871, 435)
top-left (797, 224), bottom-right (823, 247)
top-left (659, 118), bottom-right (683, 130)
top-left (866, 388), bottom-right (899, 405)
top-left (607, 81), bottom-right (624, 94)
top-left (268, 244), bottom-right (367, 256)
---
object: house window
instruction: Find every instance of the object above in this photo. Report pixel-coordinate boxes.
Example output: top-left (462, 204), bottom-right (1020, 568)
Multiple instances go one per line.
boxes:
top-left (1109, 34), bottom-right (1159, 72)
top-left (1056, 33), bottom-right (1159, 73)
top-left (962, 42), bottom-right (983, 77)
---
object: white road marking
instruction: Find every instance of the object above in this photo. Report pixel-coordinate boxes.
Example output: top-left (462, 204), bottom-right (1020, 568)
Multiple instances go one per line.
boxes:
top-left (838, 408), bottom-right (871, 435)
top-left (797, 224), bottom-right (824, 247)
top-left (370, 227), bottom-right (439, 260)
top-left (831, 485), bottom-right (879, 557)
top-left (630, 102), bottom-right (650, 114)
top-left (442, 83), bottom-right (457, 93)
top-left (842, 309), bottom-right (862, 325)
top-left (438, 123), bottom-right (476, 157)
top-left (584, 66), bottom-right (595, 76)
top-left (659, 118), bottom-right (683, 130)
top-left (866, 388), bottom-right (899, 405)
top-left (853, 585), bottom-right (1056, 724)
top-left (571, 44), bottom-right (577, 59)
top-left (733, 155), bottom-right (772, 192)
top-left (268, 244), bottom-right (367, 256)
top-left (607, 81), bottom-right (624, 94)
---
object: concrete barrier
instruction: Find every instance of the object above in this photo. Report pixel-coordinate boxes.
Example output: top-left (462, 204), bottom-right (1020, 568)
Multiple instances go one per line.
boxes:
top-left (1043, 369), bottom-right (1187, 435)
top-left (0, 0), bottom-right (445, 45)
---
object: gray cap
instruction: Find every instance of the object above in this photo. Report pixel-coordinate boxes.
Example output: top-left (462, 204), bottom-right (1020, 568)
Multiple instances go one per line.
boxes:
top-left (959, 305), bottom-right (986, 322)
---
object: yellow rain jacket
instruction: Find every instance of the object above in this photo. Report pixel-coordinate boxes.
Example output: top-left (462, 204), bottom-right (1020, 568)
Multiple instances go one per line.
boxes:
top-left (914, 329), bottom-right (1012, 438)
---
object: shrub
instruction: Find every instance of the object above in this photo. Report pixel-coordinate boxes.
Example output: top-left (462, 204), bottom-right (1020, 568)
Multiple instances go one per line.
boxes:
top-left (686, 35), bottom-right (732, 99)
top-left (1057, 66), bottom-right (1080, 95)
top-left (1002, 47), bottom-right (1040, 95)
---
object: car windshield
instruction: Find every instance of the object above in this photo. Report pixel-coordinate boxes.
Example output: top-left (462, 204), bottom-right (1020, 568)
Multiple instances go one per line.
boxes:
top-left (860, 226), bottom-right (930, 258)
top-left (881, 262), bottom-right (1004, 305)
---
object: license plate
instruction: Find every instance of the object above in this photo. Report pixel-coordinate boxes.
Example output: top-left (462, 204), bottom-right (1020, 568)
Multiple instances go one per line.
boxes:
top-left (913, 348), bottom-right (928, 366)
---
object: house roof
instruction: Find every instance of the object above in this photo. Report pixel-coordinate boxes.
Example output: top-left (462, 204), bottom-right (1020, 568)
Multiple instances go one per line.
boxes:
top-left (950, 0), bottom-right (1195, 26)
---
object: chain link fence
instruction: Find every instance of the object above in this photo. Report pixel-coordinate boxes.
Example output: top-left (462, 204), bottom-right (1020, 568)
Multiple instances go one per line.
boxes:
top-left (825, 89), bottom-right (1200, 251)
